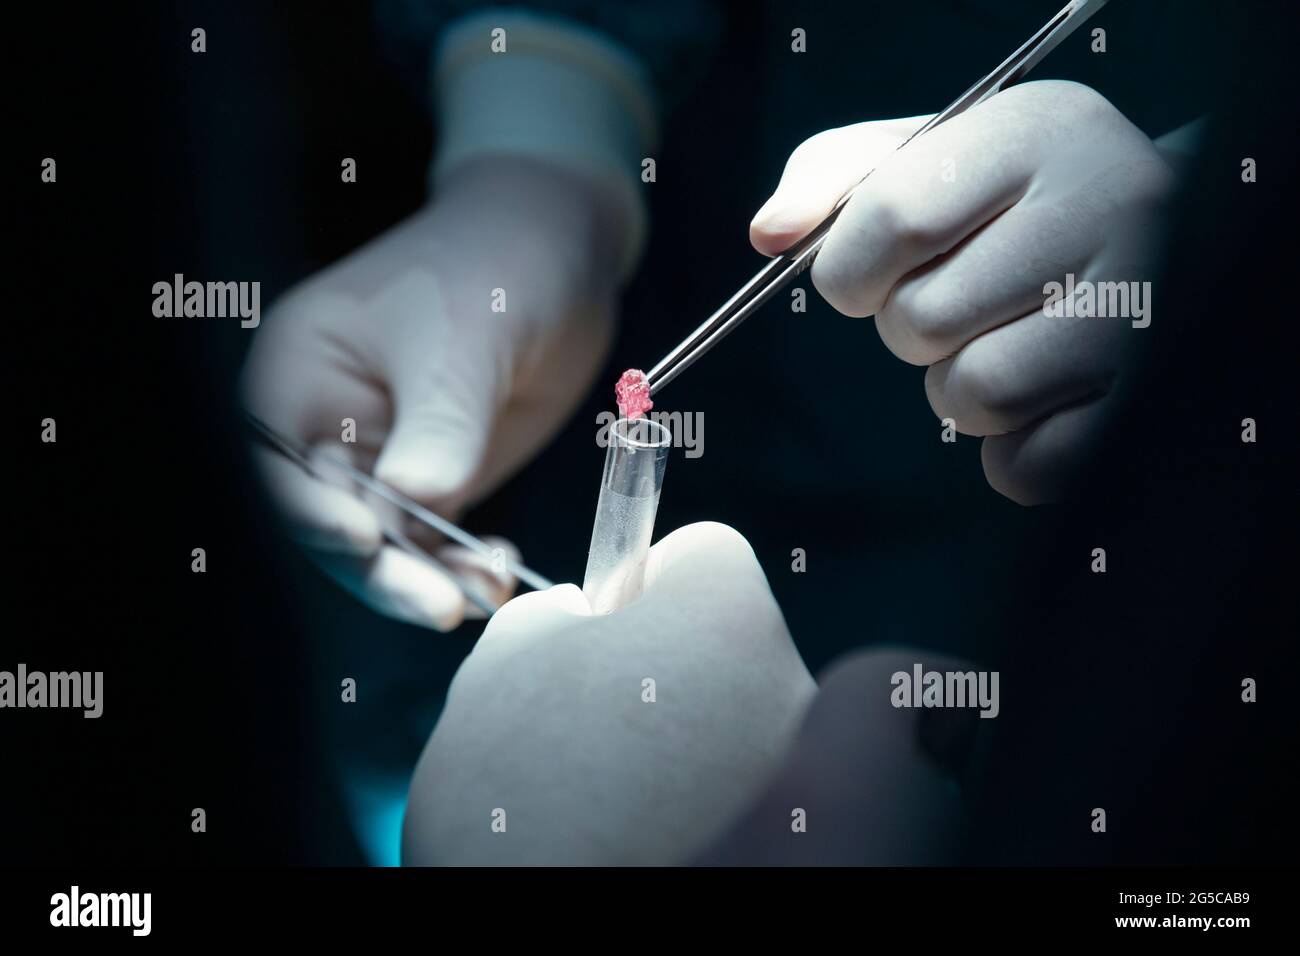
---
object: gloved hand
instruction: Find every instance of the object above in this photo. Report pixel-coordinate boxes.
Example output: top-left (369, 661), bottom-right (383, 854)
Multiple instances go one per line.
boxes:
top-left (751, 81), bottom-right (1177, 504)
top-left (242, 156), bottom-right (628, 629)
top-left (401, 522), bottom-right (817, 865)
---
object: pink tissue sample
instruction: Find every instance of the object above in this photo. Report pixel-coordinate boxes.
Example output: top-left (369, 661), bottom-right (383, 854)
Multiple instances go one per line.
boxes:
top-left (615, 369), bottom-right (654, 420)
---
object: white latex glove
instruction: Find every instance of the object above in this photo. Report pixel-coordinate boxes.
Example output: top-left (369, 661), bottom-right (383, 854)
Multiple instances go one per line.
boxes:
top-left (242, 157), bottom-right (628, 629)
top-left (401, 522), bottom-right (817, 866)
top-left (751, 81), bottom-right (1177, 504)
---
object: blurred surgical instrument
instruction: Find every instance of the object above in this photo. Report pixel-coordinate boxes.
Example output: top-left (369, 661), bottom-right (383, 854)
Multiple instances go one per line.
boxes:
top-left (244, 411), bottom-right (554, 613)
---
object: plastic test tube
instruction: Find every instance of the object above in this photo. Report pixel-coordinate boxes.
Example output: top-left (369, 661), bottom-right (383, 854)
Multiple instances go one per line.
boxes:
top-left (581, 416), bottom-right (672, 614)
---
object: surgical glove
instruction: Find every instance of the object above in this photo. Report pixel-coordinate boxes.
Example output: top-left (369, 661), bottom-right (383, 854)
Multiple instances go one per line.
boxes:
top-left (242, 157), bottom-right (628, 629)
top-left (401, 522), bottom-right (817, 865)
top-left (752, 81), bottom-right (1177, 504)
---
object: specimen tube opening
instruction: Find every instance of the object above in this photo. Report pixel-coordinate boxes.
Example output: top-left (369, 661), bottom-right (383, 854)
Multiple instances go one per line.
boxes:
top-left (582, 417), bottom-right (672, 615)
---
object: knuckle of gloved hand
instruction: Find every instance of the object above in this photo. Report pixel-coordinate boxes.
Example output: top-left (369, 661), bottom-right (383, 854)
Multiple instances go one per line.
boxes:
top-left (943, 343), bottom-right (1023, 435)
top-left (874, 309), bottom-right (930, 366)
top-left (1053, 79), bottom-right (1114, 116)
top-left (810, 239), bottom-right (876, 318)
top-left (981, 436), bottom-right (1035, 505)
top-left (922, 362), bottom-right (954, 421)
top-left (880, 280), bottom-right (969, 366)
top-left (997, 78), bottom-right (1109, 121)
top-left (857, 158), bottom-right (950, 249)
top-left (879, 188), bottom-right (946, 253)
top-left (981, 434), bottom-right (1059, 507)
top-left (814, 181), bottom-right (941, 319)
top-left (682, 521), bottom-right (760, 573)
top-left (653, 522), bottom-right (773, 612)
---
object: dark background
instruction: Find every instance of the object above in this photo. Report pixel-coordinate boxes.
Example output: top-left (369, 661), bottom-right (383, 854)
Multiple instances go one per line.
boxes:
top-left (7, 0), bottom-right (1295, 867)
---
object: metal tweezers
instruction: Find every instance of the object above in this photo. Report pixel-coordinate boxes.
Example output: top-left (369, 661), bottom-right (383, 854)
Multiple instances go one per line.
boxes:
top-left (245, 411), bottom-right (554, 615)
top-left (645, 0), bottom-right (1109, 397)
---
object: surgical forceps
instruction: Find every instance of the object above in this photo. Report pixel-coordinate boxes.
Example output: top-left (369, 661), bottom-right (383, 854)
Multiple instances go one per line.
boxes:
top-left (244, 411), bottom-right (554, 615)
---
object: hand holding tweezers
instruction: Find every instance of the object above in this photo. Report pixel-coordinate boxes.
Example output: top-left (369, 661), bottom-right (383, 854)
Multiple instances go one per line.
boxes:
top-left (645, 0), bottom-right (1110, 397)
top-left (244, 411), bottom-right (554, 615)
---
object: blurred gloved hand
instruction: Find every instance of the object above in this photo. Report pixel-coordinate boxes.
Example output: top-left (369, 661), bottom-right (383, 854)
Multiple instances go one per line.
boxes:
top-left (402, 522), bottom-right (817, 865)
top-left (242, 157), bottom-right (629, 630)
top-left (751, 81), bottom-right (1177, 504)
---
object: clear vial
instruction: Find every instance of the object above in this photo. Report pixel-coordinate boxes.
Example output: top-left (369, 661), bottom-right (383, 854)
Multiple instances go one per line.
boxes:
top-left (582, 417), bottom-right (672, 614)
